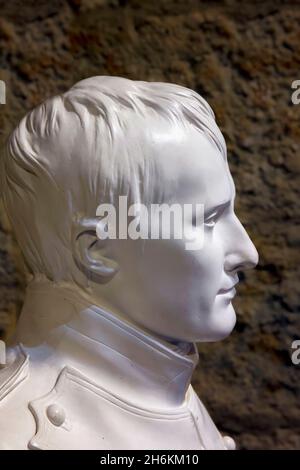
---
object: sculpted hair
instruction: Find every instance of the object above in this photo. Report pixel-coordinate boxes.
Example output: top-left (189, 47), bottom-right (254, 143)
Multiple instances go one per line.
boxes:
top-left (0, 76), bottom-right (227, 281)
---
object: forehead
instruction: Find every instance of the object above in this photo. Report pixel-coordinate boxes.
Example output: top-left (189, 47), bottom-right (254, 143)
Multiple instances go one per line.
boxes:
top-left (145, 121), bottom-right (234, 208)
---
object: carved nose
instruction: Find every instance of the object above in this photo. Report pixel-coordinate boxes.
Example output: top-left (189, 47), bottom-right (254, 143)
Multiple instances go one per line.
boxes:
top-left (224, 216), bottom-right (259, 273)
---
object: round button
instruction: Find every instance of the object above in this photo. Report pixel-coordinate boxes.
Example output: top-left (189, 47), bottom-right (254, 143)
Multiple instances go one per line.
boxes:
top-left (223, 435), bottom-right (236, 450)
top-left (46, 404), bottom-right (66, 427)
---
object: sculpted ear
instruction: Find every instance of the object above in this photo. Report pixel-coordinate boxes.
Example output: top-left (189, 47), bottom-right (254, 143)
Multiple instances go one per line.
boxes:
top-left (71, 215), bottom-right (119, 283)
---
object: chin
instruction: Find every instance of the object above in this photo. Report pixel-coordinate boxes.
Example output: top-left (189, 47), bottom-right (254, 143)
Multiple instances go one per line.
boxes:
top-left (194, 302), bottom-right (237, 343)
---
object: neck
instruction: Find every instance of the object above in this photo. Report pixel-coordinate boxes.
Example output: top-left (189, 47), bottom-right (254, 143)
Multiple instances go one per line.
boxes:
top-left (15, 279), bottom-right (198, 410)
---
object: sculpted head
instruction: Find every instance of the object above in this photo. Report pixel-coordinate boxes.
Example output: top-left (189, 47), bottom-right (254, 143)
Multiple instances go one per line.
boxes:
top-left (1, 76), bottom-right (258, 343)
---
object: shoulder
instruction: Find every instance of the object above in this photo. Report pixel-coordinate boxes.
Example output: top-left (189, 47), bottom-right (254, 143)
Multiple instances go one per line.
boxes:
top-left (0, 344), bottom-right (34, 449)
top-left (0, 344), bottom-right (29, 402)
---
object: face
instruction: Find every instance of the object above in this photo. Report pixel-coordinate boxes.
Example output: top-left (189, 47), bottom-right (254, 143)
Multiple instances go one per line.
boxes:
top-left (88, 122), bottom-right (259, 343)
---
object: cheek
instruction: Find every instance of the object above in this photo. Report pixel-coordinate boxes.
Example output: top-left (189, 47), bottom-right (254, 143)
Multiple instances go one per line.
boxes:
top-left (182, 234), bottom-right (226, 317)
top-left (185, 231), bottom-right (224, 281)
top-left (139, 236), bottom-right (224, 310)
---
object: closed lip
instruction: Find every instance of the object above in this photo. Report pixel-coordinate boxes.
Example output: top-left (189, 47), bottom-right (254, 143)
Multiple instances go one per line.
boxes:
top-left (217, 282), bottom-right (238, 295)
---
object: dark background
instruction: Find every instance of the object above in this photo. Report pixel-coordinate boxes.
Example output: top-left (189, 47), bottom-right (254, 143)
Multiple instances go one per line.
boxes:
top-left (0, 0), bottom-right (299, 449)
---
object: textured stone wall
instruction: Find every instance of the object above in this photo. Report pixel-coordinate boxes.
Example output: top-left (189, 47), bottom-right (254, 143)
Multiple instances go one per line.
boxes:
top-left (0, 0), bottom-right (299, 449)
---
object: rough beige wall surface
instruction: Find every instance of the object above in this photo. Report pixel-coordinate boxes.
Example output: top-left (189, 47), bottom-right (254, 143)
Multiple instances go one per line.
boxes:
top-left (0, 0), bottom-right (299, 450)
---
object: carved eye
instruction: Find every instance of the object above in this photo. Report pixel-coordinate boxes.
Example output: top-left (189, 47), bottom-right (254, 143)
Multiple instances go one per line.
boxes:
top-left (192, 209), bottom-right (220, 228)
top-left (204, 203), bottom-right (228, 228)
top-left (204, 211), bottom-right (219, 228)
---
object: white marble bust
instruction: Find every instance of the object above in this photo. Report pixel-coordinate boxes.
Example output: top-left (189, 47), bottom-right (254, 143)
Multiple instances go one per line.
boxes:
top-left (0, 76), bottom-right (258, 450)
